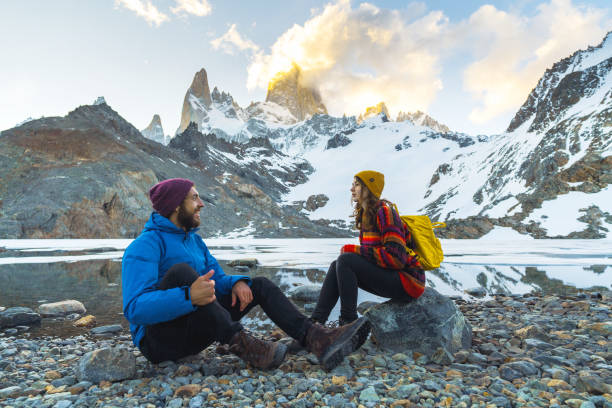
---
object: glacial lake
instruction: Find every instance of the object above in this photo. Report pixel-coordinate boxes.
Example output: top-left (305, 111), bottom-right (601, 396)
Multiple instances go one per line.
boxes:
top-left (1, 238), bottom-right (610, 338)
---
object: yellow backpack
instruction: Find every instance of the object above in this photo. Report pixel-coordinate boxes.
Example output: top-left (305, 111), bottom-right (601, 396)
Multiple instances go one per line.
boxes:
top-left (392, 204), bottom-right (446, 270)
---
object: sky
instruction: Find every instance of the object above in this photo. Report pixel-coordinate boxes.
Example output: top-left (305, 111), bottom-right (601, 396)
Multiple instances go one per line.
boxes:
top-left (1, 0), bottom-right (610, 136)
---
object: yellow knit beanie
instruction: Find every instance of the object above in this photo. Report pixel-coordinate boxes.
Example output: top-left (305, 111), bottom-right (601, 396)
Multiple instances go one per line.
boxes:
top-left (355, 170), bottom-right (384, 198)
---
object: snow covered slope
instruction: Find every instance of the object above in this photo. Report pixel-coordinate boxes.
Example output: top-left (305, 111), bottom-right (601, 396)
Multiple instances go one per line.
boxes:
top-left (166, 33), bottom-right (610, 239)
top-left (420, 32), bottom-right (611, 238)
top-left (282, 32), bottom-right (612, 239)
top-left (282, 116), bottom-right (486, 223)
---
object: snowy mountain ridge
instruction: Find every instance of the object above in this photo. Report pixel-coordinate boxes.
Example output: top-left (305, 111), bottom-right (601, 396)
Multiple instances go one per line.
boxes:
top-left (280, 33), bottom-right (611, 239)
top-left (135, 32), bottom-right (612, 239)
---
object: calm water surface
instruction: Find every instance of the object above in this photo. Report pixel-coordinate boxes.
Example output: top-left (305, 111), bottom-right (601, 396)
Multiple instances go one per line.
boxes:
top-left (1, 239), bottom-right (610, 338)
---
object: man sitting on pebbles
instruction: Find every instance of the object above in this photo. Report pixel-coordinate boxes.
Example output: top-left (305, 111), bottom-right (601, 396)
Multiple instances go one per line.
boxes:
top-left (122, 178), bottom-right (371, 371)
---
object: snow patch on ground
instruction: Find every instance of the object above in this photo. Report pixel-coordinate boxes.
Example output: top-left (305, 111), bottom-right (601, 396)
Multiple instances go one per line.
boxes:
top-left (527, 187), bottom-right (612, 237)
top-left (479, 227), bottom-right (534, 241)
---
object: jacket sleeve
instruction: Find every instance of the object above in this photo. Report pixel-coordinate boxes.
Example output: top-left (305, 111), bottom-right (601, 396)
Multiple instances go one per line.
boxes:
top-left (341, 204), bottom-right (408, 269)
top-left (122, 237), bottom-right (196, 326)
top-left (200, 239), bottom-right (251, 296)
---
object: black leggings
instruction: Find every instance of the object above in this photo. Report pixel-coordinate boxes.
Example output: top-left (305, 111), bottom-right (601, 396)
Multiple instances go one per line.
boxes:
top-left (140, 263), bottom-right (312, 363)
top-left (311, 252), bottom-right (413, 323)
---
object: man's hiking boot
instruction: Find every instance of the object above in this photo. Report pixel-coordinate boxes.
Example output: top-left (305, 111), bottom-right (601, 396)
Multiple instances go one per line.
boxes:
top-left (228, 330), bottom-right (287, 369)
top-left (304, 317), bottom-right (371, 371)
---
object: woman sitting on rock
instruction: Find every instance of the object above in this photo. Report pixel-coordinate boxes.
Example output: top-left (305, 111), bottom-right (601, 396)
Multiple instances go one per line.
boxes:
top-left (311, 170), bottom-right (426, 325)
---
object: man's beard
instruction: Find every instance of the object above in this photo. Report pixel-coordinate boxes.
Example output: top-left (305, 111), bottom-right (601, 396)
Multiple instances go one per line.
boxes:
top-left (177, 204), bottom-right (200, 230)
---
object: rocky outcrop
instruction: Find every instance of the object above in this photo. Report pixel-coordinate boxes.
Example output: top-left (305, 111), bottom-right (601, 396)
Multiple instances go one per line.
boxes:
top-left (397, 110), bottom-right (451, 133)
top-left (177, 68), bottom-right (212, 134)
top-left (141, 114), bottom-right (166, 145)
top-left (0, 102), bottom-right (351, 238)
top-left (364, 288), bottom-right (472, 356)
top-left (211, 87), bottom-right (245, 121)
top-left (305, 194), bottom-right (329, 211)
top-left (326, 129), bottom-right (355, 150)
top-left (507, 31), bottom-right (612, 133)
top-left (265, 63), bottom-right (328, 122)
top-left (434, 217), bottom-right (495, 239)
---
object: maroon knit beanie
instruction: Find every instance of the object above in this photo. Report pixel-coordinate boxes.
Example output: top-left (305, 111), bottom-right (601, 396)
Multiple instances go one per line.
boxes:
top-left (149, 178), bottom-right (194, 217)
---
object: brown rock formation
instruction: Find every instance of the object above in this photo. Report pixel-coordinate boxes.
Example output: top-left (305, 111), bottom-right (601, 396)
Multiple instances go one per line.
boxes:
top-left (265, 63), bottom-right (327, 122)
top-left (177, 68), bottom-right (212, 134)
top-left (397, 110), bottom-right (451, 133)
top-left (357, 102), bottom-right (390, 124)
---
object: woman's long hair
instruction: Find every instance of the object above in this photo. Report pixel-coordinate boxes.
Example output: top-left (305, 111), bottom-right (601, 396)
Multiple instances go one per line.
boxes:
top-left (352, 177), bottom-right (380, 230)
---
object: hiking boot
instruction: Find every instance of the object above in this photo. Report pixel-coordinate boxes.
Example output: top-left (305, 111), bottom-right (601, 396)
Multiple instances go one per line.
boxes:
top-left (304, 317), bottom-right (371, 371)
top-left (284, 318), bottom-right (342, 354)
top-left (228, 330), bottom-right (287, 369)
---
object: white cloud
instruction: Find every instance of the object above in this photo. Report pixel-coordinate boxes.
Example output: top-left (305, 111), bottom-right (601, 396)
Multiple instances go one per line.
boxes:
top-left (211, 24), bottom-right (260, 55)
top-left (246, 0), bottom-right (448, 118)
top-left (461, 0), bottom-right (611, 124)
top-left (114, 0), bottom-right (169, 26)
top-left (245, 0), bottom-right (610, 126)
top-left (171, 0), bottom-right (212, 17)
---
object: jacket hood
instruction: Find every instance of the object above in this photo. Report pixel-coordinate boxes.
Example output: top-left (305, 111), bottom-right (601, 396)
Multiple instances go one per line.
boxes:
top-left (143, 212), bottom-right (200, 235)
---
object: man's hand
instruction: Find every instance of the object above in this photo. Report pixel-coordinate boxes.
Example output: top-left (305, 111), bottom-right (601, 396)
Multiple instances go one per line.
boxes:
top-left (190, 270), bottom-right (216, 306)
top-left (231, 280), bottom-right (253, 312)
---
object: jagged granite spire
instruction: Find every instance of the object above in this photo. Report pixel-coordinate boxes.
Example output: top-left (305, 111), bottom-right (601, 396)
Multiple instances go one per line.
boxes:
top-left (397, 110), bottom-right (450, 133)
top-left (141, 114), bottom-right (167, 145)
top-left (357, 102), bottom-right (390, 123)
top-left (177, 68), bottom-right (212, 134)
top-left (265, 63), bottom-right (327, 122)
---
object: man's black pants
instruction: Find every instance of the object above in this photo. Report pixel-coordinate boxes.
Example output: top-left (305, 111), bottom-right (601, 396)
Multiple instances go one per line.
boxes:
top-left (140, 263), bottom-right (312, 363)
top-left (311, 252), bottom-right (413, 324)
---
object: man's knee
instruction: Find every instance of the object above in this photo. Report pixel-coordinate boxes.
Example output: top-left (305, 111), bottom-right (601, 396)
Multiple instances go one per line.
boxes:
top-left (250, 276), bottom-right (276, 292)
top-left (160, 263), bottom-right (199, 289)
top-left (167, 262), bottom-right (198, 276)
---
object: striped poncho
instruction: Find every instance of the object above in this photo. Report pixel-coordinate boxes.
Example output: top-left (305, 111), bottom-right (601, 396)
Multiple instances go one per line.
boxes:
top-left (340, 200), bottom-right (426, 298)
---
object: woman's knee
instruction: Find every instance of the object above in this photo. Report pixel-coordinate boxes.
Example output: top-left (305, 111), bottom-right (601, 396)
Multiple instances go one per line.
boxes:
top-left (337, 252), bottom-right (361, 265)
top-left (336, 253), bottom-right (361, 274)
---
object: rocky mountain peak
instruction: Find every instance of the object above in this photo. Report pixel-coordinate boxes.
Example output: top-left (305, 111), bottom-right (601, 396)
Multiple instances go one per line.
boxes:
top-left (93, 96), bottom-right (107, 106)
top-left (396, 110), bottom-right (450, 133)
top-left (141, 114), bottom-right (167, 145)
top-left (177, 68), bottom-right (212, 134)
top-left (265, 63), bottom-right (328, 122)
top-left (357, 102), bottom-right (390, 123)
top-left (188, 69), bottom-right (212, 106)
top-left (506, 31), bottom-right (612, 133)
top-left (211, 86), bottom-right (235, 106)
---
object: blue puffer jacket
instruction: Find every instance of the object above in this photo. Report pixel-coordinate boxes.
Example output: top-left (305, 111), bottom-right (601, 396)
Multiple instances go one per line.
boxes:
top-left (122, 212), bottom-right (250, 348)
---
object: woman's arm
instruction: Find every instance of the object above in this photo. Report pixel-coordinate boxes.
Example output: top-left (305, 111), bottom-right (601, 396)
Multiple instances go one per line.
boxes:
top-left (341, 203), bottom-right (411, 269)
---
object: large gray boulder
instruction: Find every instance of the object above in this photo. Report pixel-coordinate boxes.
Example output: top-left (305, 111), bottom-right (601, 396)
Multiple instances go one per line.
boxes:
top-left (39, 300), bottom-right (86, 317)
top-left (364, 288), bottom-right (472, 356)
top-left (76, 347), bottom-right (136, 383)
top-left (290, 285), bottom-right (322, 302)
top-left (0, 307), bottom-right (41, 328)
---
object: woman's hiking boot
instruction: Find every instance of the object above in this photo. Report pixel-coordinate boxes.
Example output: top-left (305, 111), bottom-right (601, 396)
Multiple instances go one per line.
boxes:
top-left (228, 330), bottom-right (287, 369)
top-left (303, 317), bottom-right (371, 371)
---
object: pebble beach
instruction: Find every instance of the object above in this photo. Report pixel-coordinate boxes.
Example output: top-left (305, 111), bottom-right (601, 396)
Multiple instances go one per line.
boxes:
top-left (1, 290), bottom-right (611, 408)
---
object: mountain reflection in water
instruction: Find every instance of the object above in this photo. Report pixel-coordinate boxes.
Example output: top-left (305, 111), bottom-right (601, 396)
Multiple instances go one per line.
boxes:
top-left (0, 239), bottom-right (610, 338)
